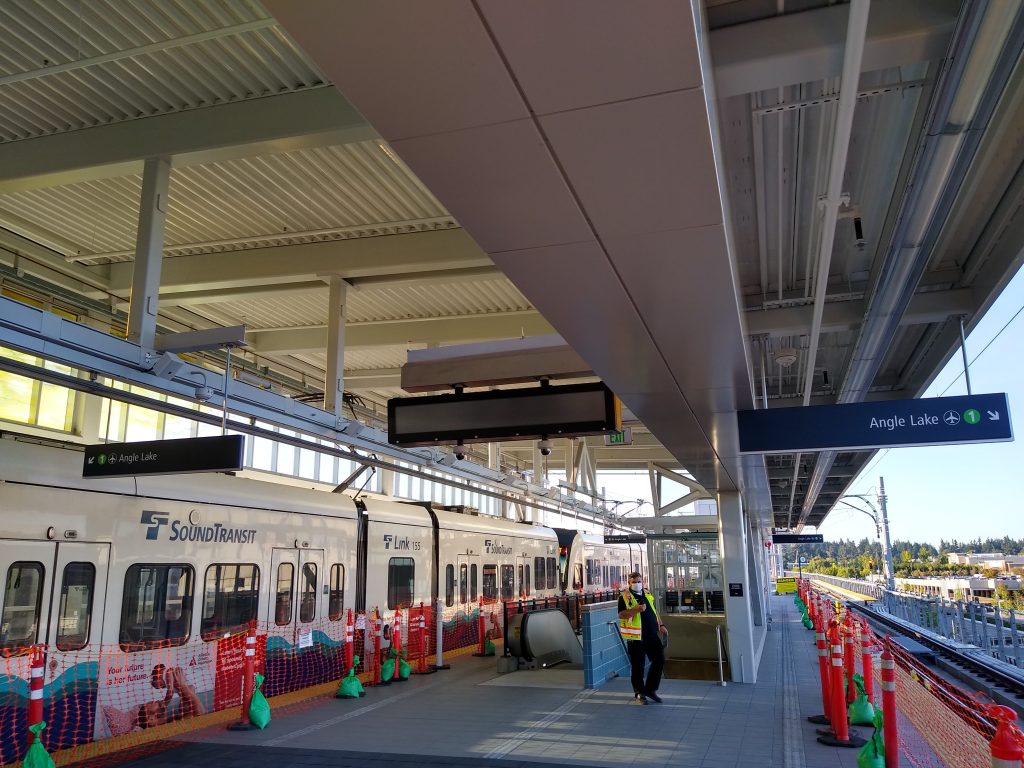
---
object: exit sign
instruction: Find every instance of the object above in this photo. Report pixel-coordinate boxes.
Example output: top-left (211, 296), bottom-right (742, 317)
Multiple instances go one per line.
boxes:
top-left (604, 427), bottom-right (633, 446)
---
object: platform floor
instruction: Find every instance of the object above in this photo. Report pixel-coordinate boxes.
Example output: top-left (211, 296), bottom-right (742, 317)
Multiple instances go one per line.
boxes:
top-left (117, 596), bottom-right (887, 768)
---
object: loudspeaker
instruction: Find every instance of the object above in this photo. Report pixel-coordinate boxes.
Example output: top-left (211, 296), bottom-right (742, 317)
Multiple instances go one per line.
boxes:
top-left (152, 353), bottom-right (185, 380)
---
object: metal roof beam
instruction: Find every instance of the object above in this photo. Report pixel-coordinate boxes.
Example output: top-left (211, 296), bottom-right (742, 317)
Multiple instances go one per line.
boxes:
top-left (247, 311), bottom-right (555, 353)
top-left (711, 0), bottom-right (957, 98)
top-left (0, 88), bottom-right (374, 194)
top-left (745, 289), bottom-right (975, 337)
top-left (108, 229), bottom-right (493, 295)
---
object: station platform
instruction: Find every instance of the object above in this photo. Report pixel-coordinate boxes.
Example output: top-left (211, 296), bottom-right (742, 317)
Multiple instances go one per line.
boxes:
top-left (113, 596), bottom-right (891, 768)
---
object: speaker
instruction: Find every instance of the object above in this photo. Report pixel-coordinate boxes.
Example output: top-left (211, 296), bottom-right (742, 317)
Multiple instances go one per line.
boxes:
top-left (152, 353), bottom-right (185, 380)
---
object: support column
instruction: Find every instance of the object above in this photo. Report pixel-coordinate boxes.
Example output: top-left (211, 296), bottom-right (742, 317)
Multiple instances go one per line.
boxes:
top-left (325, 276), bottom-right (347, 416)
top-left (127, 156), bottom-right (171, 349)
top-left (718, 491), bottom-right (757, 683)
top-left (487, 442), bottom-right (500, 470)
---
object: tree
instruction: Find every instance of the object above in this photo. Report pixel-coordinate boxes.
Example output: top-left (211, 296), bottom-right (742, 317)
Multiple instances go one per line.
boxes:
top-left (900, 550), bottom-right (912, 564)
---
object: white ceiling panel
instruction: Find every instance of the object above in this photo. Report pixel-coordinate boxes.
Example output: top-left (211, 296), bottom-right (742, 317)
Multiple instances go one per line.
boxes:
top-left (479, 0), bottom-right (702, 115)
top-left (264, 0), bottom-right (528, 142)
top-left (539, 90), bottom-right (723, 239)
top-left (391, 120), bottom-right (593, 254)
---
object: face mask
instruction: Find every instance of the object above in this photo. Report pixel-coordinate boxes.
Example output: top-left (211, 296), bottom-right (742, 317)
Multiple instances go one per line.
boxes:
top-left (630, 581), bottom-right (643, 593)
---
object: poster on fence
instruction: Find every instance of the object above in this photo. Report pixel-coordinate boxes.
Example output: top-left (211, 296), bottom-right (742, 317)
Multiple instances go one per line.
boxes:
top-left (213, 633), bottom-right (267, 712)
top-left (96, 644), bottom-right (215, 739)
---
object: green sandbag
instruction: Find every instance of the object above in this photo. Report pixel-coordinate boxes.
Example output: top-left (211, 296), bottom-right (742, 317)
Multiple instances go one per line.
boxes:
top-left (397, 654), bottom-right (411, 680)
top-left (335, 655), bottom-right (364, 696)
top-left (802, 615), bottom-right (814, 630)
top-left (856, 707), bottom-right (886, 768)
top-left (248, 672), bottom-right (271, 729)
top-left (336, 655), bottom-right (366, 698)
top-left (381, 656), bottom-right (395, 683)
top-left (848, 673), bottom-right (875, 725)
top-left (484, 638), bottom-right (496, 657)
top-left (23, 722), bottom-right (55, 768)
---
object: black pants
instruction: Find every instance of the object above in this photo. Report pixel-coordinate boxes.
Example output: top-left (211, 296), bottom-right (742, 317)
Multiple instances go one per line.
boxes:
top-left (627, 636), bottom-right (665, 695)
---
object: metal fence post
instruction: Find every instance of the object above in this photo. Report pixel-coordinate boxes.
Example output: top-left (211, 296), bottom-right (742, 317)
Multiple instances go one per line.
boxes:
top-left (995, 604), bottom-right (1006, 662)
top-left (1011, 609), bottom-right (1022, 667)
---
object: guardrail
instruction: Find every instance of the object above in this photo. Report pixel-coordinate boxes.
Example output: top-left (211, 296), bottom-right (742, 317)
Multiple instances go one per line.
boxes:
top-left (797, 572), bottom-right (1024, 666)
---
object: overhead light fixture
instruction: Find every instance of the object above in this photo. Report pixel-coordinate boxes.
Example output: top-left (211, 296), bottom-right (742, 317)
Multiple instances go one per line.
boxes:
top-left (774, 348), bottom-right (799, 368)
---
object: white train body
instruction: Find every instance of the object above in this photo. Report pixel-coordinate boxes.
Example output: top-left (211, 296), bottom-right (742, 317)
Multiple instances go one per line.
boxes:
top-left (0, 439), bottom-right (642, 759)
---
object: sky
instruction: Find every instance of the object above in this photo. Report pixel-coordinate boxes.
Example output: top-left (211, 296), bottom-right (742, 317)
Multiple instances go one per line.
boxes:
top-left (594, 264), bottom-right (1024, 548)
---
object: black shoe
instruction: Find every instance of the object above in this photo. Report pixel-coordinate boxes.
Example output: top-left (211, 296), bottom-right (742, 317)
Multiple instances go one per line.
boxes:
top-left (646, 691), bottom-right (663, 703)
top-left (634, 693), bottom-right (647, 704)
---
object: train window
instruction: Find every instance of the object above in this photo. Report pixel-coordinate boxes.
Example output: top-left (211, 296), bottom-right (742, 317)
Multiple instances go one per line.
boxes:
top-left (482, 564), bottom-right (497, 600)
top-left (56, 562), bottom-right (95, 651)
top-left (299, 562), bottom-right (317, 622)
top-left (275, 563), bottom-right (294, 626)
top-left (459, 564), bottom-right (468, 604)
top-left (328, 564), bottom-right (345, 621)
top-left (387, 558), bottom-right (414, 609)
top-left (534, 558), bottom-right (544, 591)
top-left (573, 563), bottom-right (583, 591)
top-left (500, 565), bottom-right (515, 601)
top-left (445, 564), bottom-right (455, 608)
top-left (524, 565), bottom-right (531, 597)
top-left (470, 564), bottom-right (478, 601)
top-left (1, 562), bottom-right (44, 652)
top-left (119, 564), bottom-right (194, 651)
top-left (547, 557), bottom-right (556, 590)
top-left (585, 559), bottom-right (594, 585)
top-left (201, 564), bottom-right (259, 640)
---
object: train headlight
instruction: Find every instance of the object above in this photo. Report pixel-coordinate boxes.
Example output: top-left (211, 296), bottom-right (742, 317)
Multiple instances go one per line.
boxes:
top-left (46, 526), bottom-right (56, 540)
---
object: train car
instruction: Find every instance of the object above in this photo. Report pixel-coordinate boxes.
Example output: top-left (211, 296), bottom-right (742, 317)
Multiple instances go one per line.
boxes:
top-left (554, 528), bottom-right (645, 593)
top-left (0, 437), bottom-right (639, 761)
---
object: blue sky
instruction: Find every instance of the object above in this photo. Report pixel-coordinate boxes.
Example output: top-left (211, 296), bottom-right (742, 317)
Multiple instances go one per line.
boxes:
top-left (597, 264), bottom-right (1024, 547)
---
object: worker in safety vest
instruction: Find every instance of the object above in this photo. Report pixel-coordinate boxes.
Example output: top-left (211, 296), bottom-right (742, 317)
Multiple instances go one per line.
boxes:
top-left (618, 571), bottom-right (666, 704)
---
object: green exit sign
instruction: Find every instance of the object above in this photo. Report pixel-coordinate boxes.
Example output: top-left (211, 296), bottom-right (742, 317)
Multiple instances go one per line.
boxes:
top-left (604, 428), bottom-right (633, 446)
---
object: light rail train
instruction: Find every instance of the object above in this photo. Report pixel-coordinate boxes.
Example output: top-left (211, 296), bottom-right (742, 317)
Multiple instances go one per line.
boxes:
top-left (0, 438), bottom-right (643, 759)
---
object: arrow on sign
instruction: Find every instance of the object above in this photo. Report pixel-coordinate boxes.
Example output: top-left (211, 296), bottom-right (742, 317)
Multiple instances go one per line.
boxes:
top-left (988, 410), bottom-right (1000, 421)
top-left (87, 457), bottom-right (95, 464)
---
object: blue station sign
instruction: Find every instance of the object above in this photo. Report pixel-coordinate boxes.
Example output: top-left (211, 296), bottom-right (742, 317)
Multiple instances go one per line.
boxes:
top-left (738, 393), bottom-right (1012, 453)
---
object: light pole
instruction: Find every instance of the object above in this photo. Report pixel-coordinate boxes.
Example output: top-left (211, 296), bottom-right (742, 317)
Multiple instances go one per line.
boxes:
top-left (838, 476), bottom-right (895, 591)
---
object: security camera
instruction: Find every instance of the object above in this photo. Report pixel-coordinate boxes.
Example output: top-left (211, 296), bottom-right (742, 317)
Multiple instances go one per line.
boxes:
top-left (538, 438), bottom-right (553, 457)
top-left (454, 443), bottom-right (466, 461)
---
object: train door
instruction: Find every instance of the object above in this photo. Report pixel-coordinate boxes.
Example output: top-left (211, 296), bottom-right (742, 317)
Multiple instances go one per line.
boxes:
top-left (515, 556), bottom-right (529, 599)
top-left (0, 541), bottom-right (56, 656)
top-left (269, 548), bottom-right (325, 646)
top-left (43, 542), bottom-right (110, 663)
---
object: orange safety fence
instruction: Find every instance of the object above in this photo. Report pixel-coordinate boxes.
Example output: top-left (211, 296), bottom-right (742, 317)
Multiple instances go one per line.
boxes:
top-left (0, 603), bottom-right (506, 767)
top-left (802, 580), bottom-right (1024, 768)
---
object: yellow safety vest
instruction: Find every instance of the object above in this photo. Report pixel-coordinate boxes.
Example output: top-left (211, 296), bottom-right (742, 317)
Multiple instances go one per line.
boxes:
top-left (619, 589), bottom-right (659, 641)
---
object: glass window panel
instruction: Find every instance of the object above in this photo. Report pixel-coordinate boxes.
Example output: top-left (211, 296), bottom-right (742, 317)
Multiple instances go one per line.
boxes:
top-left (200, 564), bottom-right (259, 640)
top-left (547, 558), bottom-right (556, 590)
top-left (524, 565), bottom-right (531, 597)
top-left (387, 558), bottom-right (415, 610)
top-left (0, 369), bottom-right (35, 423)
top-left (37, 382), bottom-right (74, 431)
top-left (328, 564), bottom-right (345, 621)
top-left (1, 562), bottom-right (44, 651)
top-left (252, 436), bottom-right (274, 471)
top-left (275, 563), bottom-right (294, 625)
top-left (299, 562), bottom-right (317, 622)
top-left (57, 562), bottom-right (95, 651)
top-left (482, 565), bottom-right (496, 601)
top-left (534, 558), bottom-right (544, 591)
top-left (470, 564), bottom-right (478, 602)
top-left (298, 448), bottom-right (316, 479)
top-left (125, 405), bottom-right (161, 442)
top-left (277, 432), bottom-right (296, 474)
top-left (459, 564), bottom-right (468, 604)
top-left (119, 564), bottom-right (194, 651)
top-left (445, 564), bottom-right (455, 608)
top-left (318, 454), bottom-right (337, 485)
top-left (500, 566), bottom-right (515, 601)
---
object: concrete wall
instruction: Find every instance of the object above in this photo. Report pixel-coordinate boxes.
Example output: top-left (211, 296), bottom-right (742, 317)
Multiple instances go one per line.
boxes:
top-left (581, 601), bottom-right (629, 688)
